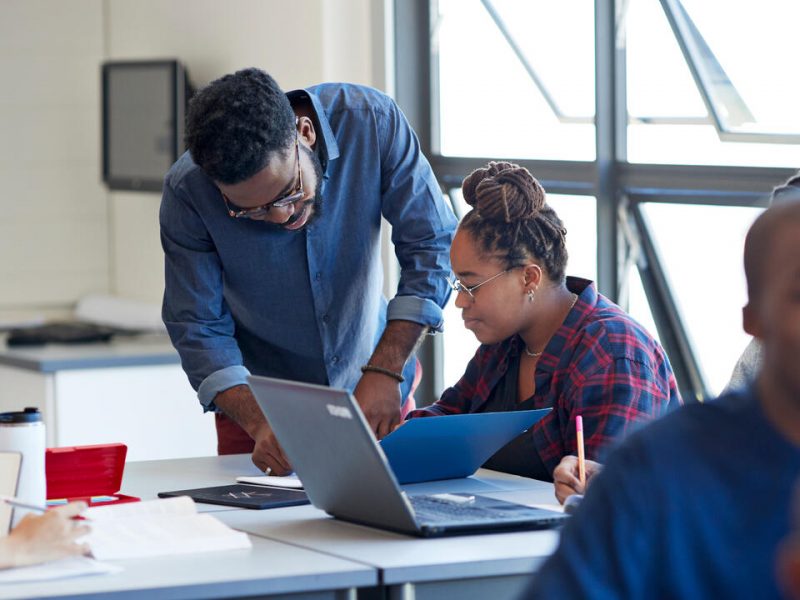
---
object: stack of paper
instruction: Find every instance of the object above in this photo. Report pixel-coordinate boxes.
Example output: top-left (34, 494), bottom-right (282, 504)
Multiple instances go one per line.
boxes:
top-left (81, 496), bottom-right (251, 561)
top-left (73, 294), bottom-right (166, 332)
top-left (237, 473), bottom-right (304, 489)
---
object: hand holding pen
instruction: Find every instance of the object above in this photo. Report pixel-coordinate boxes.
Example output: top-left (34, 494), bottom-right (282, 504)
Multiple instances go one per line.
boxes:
top-left (0, 498), bottom-right (90, 568)
top-left (552, 417), bottom-right (604, 505)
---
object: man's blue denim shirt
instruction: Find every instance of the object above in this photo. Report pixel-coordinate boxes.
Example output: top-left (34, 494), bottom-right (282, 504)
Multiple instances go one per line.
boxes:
top-left (160, 83), bottom-right (457, 411)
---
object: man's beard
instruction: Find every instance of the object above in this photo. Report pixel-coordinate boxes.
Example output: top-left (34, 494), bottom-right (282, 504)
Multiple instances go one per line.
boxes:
top-left (278, 145), bottom-right (324, 230)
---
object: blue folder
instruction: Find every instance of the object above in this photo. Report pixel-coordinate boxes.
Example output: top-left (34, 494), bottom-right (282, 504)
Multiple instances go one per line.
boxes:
top-left (379, 409), bottom-right (551, 484)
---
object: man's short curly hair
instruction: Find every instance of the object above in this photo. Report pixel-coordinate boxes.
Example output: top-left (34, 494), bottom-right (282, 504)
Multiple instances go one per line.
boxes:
top-left (185, 68), bottom-right (295, 184)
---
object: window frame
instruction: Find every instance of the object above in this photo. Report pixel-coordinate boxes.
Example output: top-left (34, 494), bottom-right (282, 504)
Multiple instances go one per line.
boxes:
top-left (396, 0), bottom-right (795, 403)
top-left (658, 0), bottom-right (800, 144)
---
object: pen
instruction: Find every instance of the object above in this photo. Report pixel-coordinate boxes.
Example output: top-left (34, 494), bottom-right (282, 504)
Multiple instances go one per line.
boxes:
top-left (576, 415), bottom-right (586, 489)
top-left (0, 495), bottom-right (48, 513)
top-left (1, 496), bottom-right (90, 522)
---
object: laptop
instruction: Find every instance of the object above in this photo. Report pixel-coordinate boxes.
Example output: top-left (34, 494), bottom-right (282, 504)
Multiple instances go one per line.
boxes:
top-left (247, 375), bottom-right (568, 537)
top-left (0, 452), bottom-right (22, 533)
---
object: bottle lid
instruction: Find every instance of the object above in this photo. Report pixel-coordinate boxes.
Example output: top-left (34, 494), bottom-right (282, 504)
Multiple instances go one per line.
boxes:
top-left (0, 407), bottom-right (42, 423)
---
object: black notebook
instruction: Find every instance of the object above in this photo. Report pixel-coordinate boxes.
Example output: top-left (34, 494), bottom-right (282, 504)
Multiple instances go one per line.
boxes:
top-left (158, 484), bottom-right (309, 510)
top-left (6, 322), bottom-right (123, 346)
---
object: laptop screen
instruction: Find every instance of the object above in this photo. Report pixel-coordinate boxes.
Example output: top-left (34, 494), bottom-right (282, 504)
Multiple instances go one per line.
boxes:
top-left (0, 452), bottom-right (22, 534)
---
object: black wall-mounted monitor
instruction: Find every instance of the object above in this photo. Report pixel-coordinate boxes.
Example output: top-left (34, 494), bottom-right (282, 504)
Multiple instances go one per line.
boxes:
top-left (102, 60), bottom-right (193, 192)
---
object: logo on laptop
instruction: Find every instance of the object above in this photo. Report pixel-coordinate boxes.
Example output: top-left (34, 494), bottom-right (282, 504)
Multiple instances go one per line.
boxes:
top-left (326, 404), bottom-right (353, 419)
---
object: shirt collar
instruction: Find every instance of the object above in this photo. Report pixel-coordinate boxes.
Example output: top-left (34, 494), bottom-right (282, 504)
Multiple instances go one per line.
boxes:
top-left (286, 88), bottom-right (340, 175)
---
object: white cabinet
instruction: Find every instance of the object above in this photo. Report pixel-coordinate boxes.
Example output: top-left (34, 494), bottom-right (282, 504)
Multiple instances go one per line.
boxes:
top-left (0, 339), bottom-right (216, 461)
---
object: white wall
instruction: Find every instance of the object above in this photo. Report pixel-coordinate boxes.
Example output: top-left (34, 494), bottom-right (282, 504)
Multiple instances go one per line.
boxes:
top-left (1, 0), bottom-right (388, 310)
top-left (0, 0), bottom-right (109, 316)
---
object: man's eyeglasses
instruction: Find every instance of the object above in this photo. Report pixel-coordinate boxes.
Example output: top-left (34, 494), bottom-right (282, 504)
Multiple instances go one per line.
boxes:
top-left (223, 129), bottom-right (304, 219)
top-left (447, 268), bottom-right (512, 301)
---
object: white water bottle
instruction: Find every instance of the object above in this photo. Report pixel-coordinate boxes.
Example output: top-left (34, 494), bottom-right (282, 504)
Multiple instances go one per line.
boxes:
top-left (0, 408), bottom-right (46, 528)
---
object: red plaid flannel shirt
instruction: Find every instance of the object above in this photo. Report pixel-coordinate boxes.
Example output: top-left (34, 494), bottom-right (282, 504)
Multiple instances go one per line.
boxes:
top-left (408, 277), bottom-right (682, 476)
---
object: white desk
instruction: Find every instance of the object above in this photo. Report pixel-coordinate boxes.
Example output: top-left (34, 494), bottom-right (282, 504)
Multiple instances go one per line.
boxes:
top-left (0, 455), bottom-right (560, 599)
top-left (0, 535), bottom-right (375, 600)
top-left (122, 455), bottom-right (561, 600)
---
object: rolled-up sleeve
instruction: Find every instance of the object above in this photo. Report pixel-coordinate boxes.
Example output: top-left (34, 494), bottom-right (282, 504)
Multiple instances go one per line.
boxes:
top-left (376, 99), bottom-right (457, 332)
top-left (386, 295), bottom-right (446, 332)
top-left (197, 365), bottom-right (251, 410)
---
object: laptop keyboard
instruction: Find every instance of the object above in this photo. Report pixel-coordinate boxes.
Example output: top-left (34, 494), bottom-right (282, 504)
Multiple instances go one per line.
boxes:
top-left (410, 494), bottom-right (538, 523)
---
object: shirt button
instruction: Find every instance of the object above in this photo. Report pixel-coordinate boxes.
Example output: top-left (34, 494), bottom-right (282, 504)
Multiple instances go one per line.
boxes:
top-left (322, 314), bottom-right (330, 323)
top-left (331, 355), bottom-right (339, 364)
top-left (315, 272), bottom-right (321, 281)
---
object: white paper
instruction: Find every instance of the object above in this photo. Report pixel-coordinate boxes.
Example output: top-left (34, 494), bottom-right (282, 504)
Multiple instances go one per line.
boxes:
top-left (74, 294), bottom-right (166, 332)
top-left (80, 496), bottom-right (251, 561)
top-left (0, 556), bottom-right (122, 583)
top-left (236, 474), bottom-right (304, 489)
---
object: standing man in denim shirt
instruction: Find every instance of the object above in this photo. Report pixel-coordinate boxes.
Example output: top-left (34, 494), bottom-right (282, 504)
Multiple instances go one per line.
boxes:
top-left (160, 68), bottom-right (457, 474)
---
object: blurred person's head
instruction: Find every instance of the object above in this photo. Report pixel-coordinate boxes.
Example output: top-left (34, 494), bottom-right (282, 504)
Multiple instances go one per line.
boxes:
top-left (743, 197), bottom-right (800, 400)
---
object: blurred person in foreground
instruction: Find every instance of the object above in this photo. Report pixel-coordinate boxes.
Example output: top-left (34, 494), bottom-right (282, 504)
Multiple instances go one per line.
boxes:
top-left (725, 171), bottom-right (800, 393)
top-left (524, 197), bottom-right (800, 599)
top-left (778, 485), bottom-right (800, 600)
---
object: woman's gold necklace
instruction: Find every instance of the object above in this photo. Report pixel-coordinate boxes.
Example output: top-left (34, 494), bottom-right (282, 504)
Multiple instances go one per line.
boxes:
top-left (524, 293), bottom-right (578, 358)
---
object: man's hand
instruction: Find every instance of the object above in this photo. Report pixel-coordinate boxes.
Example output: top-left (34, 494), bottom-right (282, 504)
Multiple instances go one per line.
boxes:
top-left (214, 384), bottom-right (292, 475)
top-left (250, 420), bottom-right (292, 475)
top-left (353, 371), bottom-right (402, 440)
top-left (357, 319), bottom-right (427, 439)
top-left (553, 454), bottom-right (603, 505)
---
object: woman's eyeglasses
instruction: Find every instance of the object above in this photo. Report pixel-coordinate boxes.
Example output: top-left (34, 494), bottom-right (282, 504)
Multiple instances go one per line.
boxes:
top-left (447, 268), bottom-right (511, 301)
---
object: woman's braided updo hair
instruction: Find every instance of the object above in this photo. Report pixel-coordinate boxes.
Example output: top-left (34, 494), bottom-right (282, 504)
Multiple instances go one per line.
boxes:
top-left (460, 161), bottom-right (568, 282)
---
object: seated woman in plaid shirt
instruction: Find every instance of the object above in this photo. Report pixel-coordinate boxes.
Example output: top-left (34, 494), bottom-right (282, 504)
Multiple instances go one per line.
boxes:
top-left (406, 161), bottom-right (682, 501)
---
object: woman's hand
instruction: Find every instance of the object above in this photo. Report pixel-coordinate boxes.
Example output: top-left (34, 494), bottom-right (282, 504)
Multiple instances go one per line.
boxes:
top-left (553, 455), bottom-right (603, 505)
top-left (2, 502), bottom-right (91, 569)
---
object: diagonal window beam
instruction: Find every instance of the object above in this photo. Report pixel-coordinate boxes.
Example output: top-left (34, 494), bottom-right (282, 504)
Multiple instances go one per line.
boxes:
top-left (480, 0), bottom-right (593, 125)
top-left (659, 0), bottom-right (800, 144)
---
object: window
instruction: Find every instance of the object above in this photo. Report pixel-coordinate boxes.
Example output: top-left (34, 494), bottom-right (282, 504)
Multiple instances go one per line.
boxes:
top-left (638, 202), bottom-right (762, 394)
top-left (626, 0), bottom-right (800, 167)
top-left (435, 0), bottom-right (596, 160)
top-left (400, 0), bottom-right (797, 401)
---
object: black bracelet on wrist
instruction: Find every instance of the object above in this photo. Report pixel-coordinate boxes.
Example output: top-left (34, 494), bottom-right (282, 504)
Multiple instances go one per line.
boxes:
top-left (360, 364), bottom-right (405, 383)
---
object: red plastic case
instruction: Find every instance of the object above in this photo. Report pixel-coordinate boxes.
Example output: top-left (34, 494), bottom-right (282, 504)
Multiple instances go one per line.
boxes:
top-left (45, 443), bottom-right (140, 506)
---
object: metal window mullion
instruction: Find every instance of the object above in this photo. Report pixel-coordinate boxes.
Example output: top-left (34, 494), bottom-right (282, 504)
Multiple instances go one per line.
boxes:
top-left (595, 0), bottom-right (623, 302)
top-left (430, 156), bottom-right (596, 195)
top-left (619, 163), bottom-right (794, 199)
top-left (394, 0), bottom-right (433, 156)
top-left (394, 0), bottom-right (446, 402)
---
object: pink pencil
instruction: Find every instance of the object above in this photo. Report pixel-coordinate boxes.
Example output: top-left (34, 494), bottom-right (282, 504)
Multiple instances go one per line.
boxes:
top-left (576, 415), bottom-right (586, 488)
